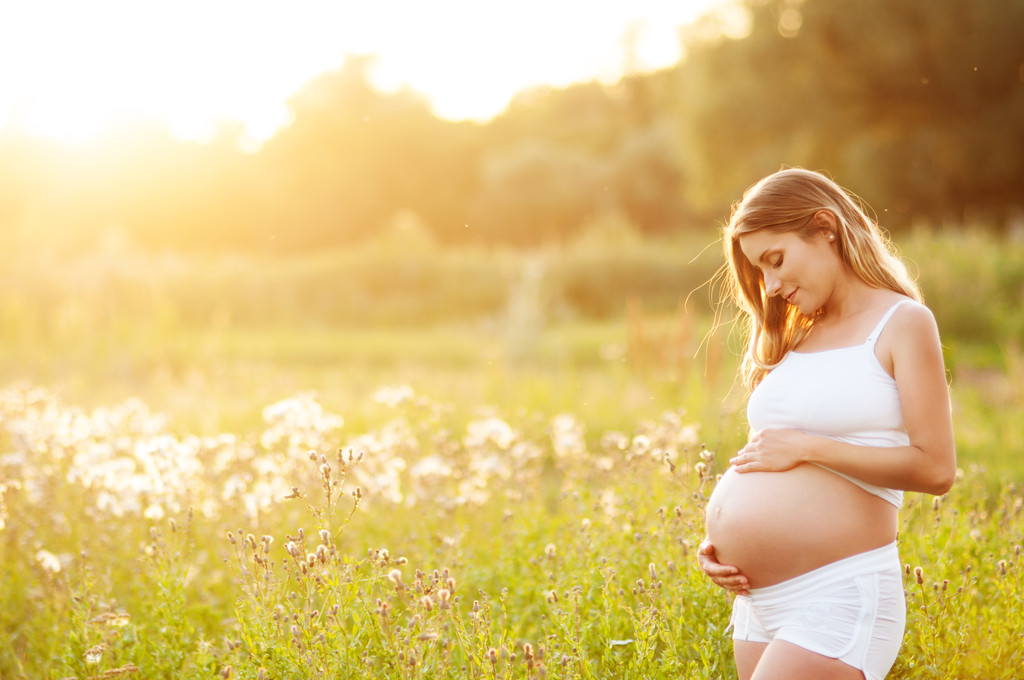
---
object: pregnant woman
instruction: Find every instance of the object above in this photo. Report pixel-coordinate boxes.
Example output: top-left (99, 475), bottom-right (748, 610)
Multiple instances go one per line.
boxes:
top-left (698, 168), bottom-right (956, 680)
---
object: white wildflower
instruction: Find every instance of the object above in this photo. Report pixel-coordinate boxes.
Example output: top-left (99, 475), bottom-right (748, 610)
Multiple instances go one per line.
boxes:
top-left (373, 385), bottom-right (416, 408)
top-left (35, 549), bottom-right (63, 575)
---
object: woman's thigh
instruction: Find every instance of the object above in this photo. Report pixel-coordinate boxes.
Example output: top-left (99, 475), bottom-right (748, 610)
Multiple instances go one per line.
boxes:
top-left (750, 639), bottom-right (865, 680)
top-left (734, 640), bottom-right (768, 680)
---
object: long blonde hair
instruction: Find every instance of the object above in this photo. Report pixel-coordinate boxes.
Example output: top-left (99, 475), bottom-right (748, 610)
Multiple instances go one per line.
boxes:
top-left (723, 168), bottom-right (922, 391)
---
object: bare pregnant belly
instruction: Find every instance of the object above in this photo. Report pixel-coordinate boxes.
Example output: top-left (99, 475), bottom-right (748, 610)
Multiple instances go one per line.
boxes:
top-left (705, 464), bottom-right (898, 588)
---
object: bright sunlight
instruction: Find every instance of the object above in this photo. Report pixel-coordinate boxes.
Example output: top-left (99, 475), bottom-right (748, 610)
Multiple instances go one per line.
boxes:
top-left (0, 0), bottom-right (727, 147)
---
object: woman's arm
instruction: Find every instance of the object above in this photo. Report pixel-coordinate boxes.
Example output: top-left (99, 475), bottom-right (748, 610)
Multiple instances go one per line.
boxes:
top-left (730, 304), bottom-right (957, 495)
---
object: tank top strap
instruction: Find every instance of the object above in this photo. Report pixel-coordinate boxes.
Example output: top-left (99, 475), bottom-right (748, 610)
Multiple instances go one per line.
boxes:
top-left (865, 299), bottom-right (914, 346)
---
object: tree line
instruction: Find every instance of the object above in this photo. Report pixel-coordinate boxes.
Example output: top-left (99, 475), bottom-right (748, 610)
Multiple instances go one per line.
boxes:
top-left (2, 0), bottom-right (1021, 255)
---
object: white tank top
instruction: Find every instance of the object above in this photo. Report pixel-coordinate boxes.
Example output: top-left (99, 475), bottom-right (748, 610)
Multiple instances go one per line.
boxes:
top-left (746, 300), bottom-right (916, 508)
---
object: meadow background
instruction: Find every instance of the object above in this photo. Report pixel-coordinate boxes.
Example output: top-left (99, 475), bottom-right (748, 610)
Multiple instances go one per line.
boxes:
top-left (2, 229), bottom-right (1023, 679)
top-left (2, 0), bottom-right (1024, 678)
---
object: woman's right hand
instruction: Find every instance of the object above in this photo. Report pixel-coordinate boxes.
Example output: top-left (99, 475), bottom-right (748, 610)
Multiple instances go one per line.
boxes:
top-left (697, 537), bottom-right (750, 595)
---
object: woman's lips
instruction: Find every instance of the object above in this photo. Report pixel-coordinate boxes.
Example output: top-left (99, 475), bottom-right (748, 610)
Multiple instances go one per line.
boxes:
top-left (785, 289), bottom-right (797, 304)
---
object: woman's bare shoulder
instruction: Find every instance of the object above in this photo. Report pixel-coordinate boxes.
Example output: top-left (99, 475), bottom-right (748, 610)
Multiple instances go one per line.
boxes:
top-left (886, 299), bottom-right (944, 370)
top-left (891, 299), bottom-right (939, 338)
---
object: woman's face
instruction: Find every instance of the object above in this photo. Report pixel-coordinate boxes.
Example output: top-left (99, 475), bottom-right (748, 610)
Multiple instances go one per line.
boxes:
top-left (737, 227), bottom-right (839, 315)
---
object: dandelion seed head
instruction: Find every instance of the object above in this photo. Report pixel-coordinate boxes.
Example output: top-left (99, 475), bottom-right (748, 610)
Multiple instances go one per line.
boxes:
top-left (409, 454), bottom-right (453, 479)
top-left (631, 435), bottom-right (652, 455)
top-left (599, 489), bottom-right (620, 518)
top-left (465, 416), bottom-right (516, 450)
top-left (678, 424), bottom-right (700, 448)
top-left (144, 503), bottom-right (165, 520)
top-left (551, 413), bottom-right (585, 458)
top-left (35, 549), bottom-right (63, 574)
top-left (374, 385), bottom-right (416, 408)
top-left (601, 431), bottom-right (630, 452)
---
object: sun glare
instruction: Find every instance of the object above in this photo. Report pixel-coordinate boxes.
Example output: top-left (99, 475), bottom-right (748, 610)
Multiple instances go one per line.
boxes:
top-left (0, 0), bottom-right (343, 148)
top-left (0, 0), bottom-right (727, 148)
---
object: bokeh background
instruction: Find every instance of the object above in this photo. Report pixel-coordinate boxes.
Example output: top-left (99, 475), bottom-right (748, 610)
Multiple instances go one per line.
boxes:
top-left (1, 0), bottom-right (1022, 440)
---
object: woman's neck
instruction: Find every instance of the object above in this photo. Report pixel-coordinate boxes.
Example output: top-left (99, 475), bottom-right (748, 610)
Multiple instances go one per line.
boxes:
top-left (819, 273), bottom-right (878, 322)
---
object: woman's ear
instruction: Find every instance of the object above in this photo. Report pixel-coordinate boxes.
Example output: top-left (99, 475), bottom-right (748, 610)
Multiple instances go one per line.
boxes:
top-left (813, 210), bottom-right (838, 242)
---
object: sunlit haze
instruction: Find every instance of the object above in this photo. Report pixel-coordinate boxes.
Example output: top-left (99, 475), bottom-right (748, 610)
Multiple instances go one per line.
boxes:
top-left (0, 0), bottom-right (727, 148)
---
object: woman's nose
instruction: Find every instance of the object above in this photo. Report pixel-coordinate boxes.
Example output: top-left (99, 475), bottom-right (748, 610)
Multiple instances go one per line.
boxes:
top-left (764, 273), bottom-right (782, 295)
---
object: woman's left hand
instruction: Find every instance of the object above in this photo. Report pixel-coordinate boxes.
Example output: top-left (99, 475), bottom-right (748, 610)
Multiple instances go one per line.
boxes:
top-left (730, 429), bottom-right (810, 473)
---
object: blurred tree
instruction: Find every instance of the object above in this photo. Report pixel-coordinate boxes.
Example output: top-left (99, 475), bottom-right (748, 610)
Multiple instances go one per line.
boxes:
top-left (482, 78), bottom-right (693, 239)
top-left (490, 81), bottom-right (628, 155)
top-left (679, 0), bottom-right (1024, 228)
top-left (607, 123), bottom-right (688, 233)
top-left (471, 141), bottom-right (604, 245)
top-left (256, 56), bottom-right (482, 250)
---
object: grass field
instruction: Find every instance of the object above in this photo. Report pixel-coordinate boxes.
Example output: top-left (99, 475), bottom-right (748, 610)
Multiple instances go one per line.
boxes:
top-left (1, 231), bottom-right (1022, 678)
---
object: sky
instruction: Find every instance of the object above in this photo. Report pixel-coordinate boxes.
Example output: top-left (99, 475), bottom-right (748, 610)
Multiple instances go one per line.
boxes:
top-left (0, 0), bottom-right (730, 148)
